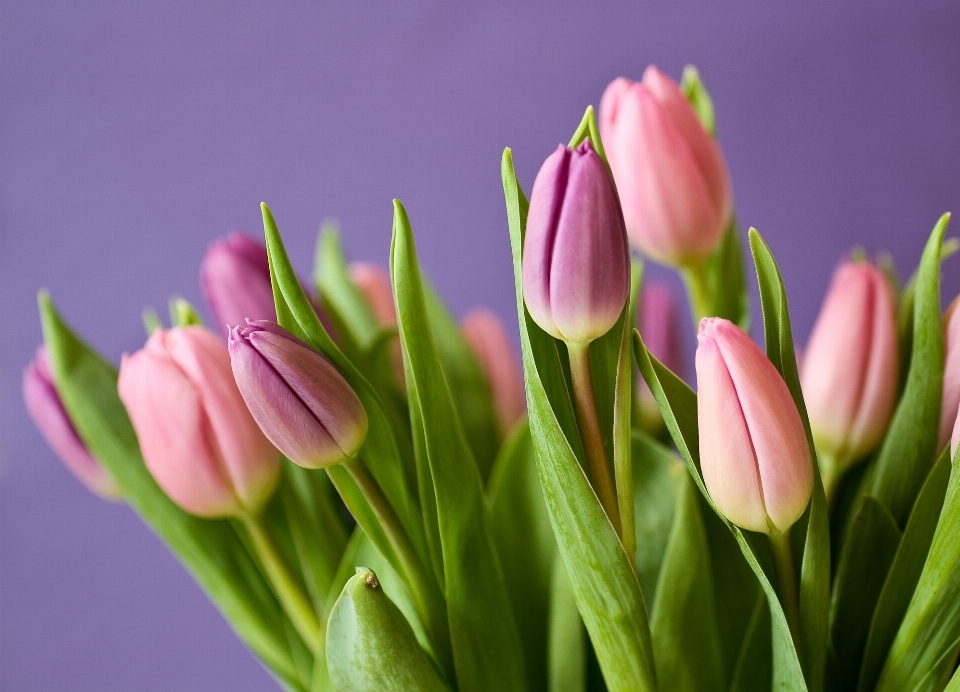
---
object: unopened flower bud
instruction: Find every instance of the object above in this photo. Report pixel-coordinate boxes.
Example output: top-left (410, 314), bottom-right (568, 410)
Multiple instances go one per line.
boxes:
top-left (697, 318), bottom-right (812, 534)
top-left (23, 346), bottom-right (121, 500)
top-left (349, 262), bottom-right (405, 387)
top-left (229, 320), bottom-right (368, 469)
top-left (521, 140), bottom-right (630, 345)
top-left (636, 282), bottom-right (683, 432)
top-left (940, 295), bottom-right (960, 454)
top-left (118, 327), bottom-right (280, 517)
top-left (461, 308), bottom-right (526, 436)
top-left (599, 66), bottom-right (732, 268)
top-left (800, 260), bottom-right (897, 468)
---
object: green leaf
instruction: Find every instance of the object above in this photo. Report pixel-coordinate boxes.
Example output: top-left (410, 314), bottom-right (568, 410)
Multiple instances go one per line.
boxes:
top-left (704, 218), bottom-right (750, 330)
top-left (728, 593), bottom-right (773, 692)
top-left (875, 448), bottom-right (960, 691)
top-left (857, 450), bottom-right (952, 692)
top-left (488, 422), bottom-right (556, 692)
top-left (650, 470), bottom-right (724, 692)
top-left (633, 330), bottom-right (806, 691)
top-left (326, 569), bottom-right (451, 692)
top-left (631, 431), bottom-right (679, 602)
top-left (868, 214), bottom-right (949, 526)
top-left (749, 228), bottom-right (830, 692)
top-left (39, 293), bottom-right (310, 692)
top-left (548, 558), bottom-right (587, 692)
top-left (567, 106), bottom-right (608, 164)
top-left (391, 199), bottom-right (527, 692)
top-left (826, 497), bottom-right (901, 691)
top-left (142, 307), bottom-right (162, 335)
top-left (680, 64), bottom-right (716, 137)
top-left (169, 296), bottom-right (204, 327)
top-left (503, 149), bottom-right (657, 692)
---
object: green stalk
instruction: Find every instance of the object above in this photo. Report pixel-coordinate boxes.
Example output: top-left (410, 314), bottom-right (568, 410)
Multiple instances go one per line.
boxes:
top-left (342, 458), bottom-right (454, 675)
top-left (242, 514), bottom-right (322, 652)
top-left (567, 342), bottom-right (621, 533)
top-left (682, 263), bottom-right (711, 327)
top-left (769, 527), bottom-right (803, 657)
top-left (819, 452), bottom-right (842, 512)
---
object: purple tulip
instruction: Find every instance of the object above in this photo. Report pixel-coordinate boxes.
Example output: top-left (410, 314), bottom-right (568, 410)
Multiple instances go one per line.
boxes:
top-left (697, 318), bottom-right (813, 534)
top-left (521, 140), bottom-right (631, 345)
top-left (636, 282), bottom-right (683, 432)
top-left (461, 308), bottom-right (526, 436)
top-left (23, 346), bottom-right (122, 500)
top-left (229, 320), bottom-right (368, 469)
top-left (940, 295), bottom-right (960, 455)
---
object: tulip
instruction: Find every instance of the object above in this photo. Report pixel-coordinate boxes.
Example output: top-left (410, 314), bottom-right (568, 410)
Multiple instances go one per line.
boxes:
top-left (461, 308), bottom-right (526, 436)
top-left (697, 318), bottom-right (813, 534)
top-left (229, 320), bottom-right (368, 469)
top-left (118, 326), bottom-right (280, 517)
top-left (599, 66), bottom-right (732, 268)
top-left (521, 139), bottom-right (629, 528)
top-left (23, 346), bottom-right (121, 500)
top-left (349, 262), bottom-right (397, 328)
top-left (636, 282), bottom-right (683, 433)
top-left (940, 295), bottom-right (960, 454)
top-left (800, 260), bottom-right (897, 488)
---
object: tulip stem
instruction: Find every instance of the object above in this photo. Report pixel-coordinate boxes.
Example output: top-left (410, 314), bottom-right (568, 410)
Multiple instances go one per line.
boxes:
top-left (819, 453), bottom-right (841, 512)
top-left (567, 342), bottom-right (622, 533)
top-left (769, 528), bottom-right (803, 657)
top-left (682, 265), bottom-right (711, 327)
top-left (242, 515), bottom-right (322, 652)
top-left (342, 458), bottom-right (454, 676)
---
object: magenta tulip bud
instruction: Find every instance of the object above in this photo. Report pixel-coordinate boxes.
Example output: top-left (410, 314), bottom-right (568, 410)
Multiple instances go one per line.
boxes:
top-left (521, 140), bottom-right (631, 345)
top-left (939, 295), bottom-right (960, 454)
top-left (599, 66), bottom-right (732, 268)
top-left (118, 327), bottom-right (280, 518)
top-left (461, 308), bottom-right (526, 436)
top-left (636, 282), bottom-right (683, 432)
top-left (800, 260), bottom-right (898, 468)
top-left (229, 320), bottom-right (368, 469)
top-left (23, 346), bottom-right (122, 500)
top-left (697, 318), bottom-right (813, 534)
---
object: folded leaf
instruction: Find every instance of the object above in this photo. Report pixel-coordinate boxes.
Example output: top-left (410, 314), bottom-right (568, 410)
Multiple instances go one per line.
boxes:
top-left (548, 558), bottom-right (586, 692)
top-left (632, 431), bottom-right (679, 602)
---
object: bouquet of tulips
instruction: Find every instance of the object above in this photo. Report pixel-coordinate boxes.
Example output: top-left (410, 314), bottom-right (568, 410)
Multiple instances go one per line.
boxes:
top-left (24, 63), bottom-right (960, 692)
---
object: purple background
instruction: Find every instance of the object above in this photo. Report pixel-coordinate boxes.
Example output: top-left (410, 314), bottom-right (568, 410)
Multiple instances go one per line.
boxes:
top-left (3, 2), bottom-right (960, 690)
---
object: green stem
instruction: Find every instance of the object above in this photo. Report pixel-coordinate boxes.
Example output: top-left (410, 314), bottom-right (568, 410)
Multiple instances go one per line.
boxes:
top-left (243, 514), bottom-right (322, 652)
top-left (820, 452), bottom-right (841, 513)
top-left (682, 264), bottom-right (711, 327)
top-left (769, 527), bottom-right (803, 657)
top-left (567, 342), bottom-right (621, 533)
top-left (343, 458), bottom-right (454, 675)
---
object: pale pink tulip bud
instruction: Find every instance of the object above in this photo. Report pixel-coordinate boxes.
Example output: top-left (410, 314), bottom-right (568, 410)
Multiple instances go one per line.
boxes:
top-left (522, 140), bottom-right (630, 345)
top-left (349, 262), bottom-right (397, 327)
top-left (229, 321), bottom-right (368, 469)
top-left (461, 308), bottom-right (526, 436)
top-left (939, 295), bottom-right (960, 453)
top-left (599, 66), bottom-right (732, 268)
top-left (800, 260), bottom-right (898, 467)
top-left (697, 318), bottom-right (813, 534)
top-left (636, 282), bottom-right (683, 431)
top-left (118, 327), bottom-right (280, 517)
top-left (23, 346), bottom-right (122, 500)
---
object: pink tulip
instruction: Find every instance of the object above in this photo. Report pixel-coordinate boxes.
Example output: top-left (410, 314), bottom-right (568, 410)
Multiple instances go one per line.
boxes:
top-left (636, 282), bottom-right (683, 431)
top-left (118, 327), bottom-right (280, 517)
top-left (349, 262), bottom-right (397, 327)
top-left (23, 346), bottom-right (122, 500)
top-left (800, 260), bottom-right (897, 468)
top-left (940, 295), bottom-right (960, 454)
top-left (697, 318), bottom-right (812, 534)
top-left (599, 66), bottom-right (732, 268)
top-left (461, 308), bottom-right (526, 436)
top-left (522, 140), bottom-right (630, 345)
top-left (229, 321), bottom-right (368, 469)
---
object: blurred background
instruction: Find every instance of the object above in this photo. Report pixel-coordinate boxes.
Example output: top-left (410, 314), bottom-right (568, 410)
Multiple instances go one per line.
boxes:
top-left (2, 2), bottom-right (959, 690)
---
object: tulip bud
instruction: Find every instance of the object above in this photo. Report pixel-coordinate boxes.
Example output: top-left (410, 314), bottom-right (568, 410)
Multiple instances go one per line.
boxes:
top-left (23, 346), bottom-right (122, 500)
top-left (636, 282), bottom-right (683, 432)
top-left (229, 320), bottom-right (368, 469)
top-left (118, 327), bottom-right (280, 517)
top-left (461, 308), bottom-right (526, 436)
top-left (599, 66), bottom-right (732, 268)
top-left (521, 140), bottom-right (630, 345)
top-left (697, 318), bottom-right (813, 534)
top-left (939, 295), bottom-right (960, 454)
top-left (800, 260), bottom-right (897, 469)
top-left (349, 262), bottom-right (397, 328)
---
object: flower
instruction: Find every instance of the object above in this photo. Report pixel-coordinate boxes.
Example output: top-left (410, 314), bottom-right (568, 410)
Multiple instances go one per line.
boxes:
top-left (636, 282), bottom-right (683, 432)
top-left (118, 326), bottom-right (280, 517)
top-left (229, 320), bottom-right (368, 468)
top-left (461, 308), bottom-right (526, 436)
top-left (23, 346), bottom-right (121, 500)
top-left (697, 318), bottom-right (813, 534)
top-left (349, 262), bottom-right (397, 328)
top-left (940, 295), bottom-right (960, 454)
top-left (599, 66), bottom-right (732, 268)
top-left (521, 140), bottom-right (630, 345)
top-left (800, 260), bottom-right (897, 467)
